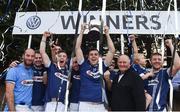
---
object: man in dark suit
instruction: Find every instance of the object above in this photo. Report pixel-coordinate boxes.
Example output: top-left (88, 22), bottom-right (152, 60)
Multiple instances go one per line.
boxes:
top-left (104, 54), bottom-right (146, 111)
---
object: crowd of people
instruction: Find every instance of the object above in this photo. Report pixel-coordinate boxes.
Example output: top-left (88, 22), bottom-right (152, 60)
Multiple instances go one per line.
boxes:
top-left (3, 24), bottom-right (180, 111)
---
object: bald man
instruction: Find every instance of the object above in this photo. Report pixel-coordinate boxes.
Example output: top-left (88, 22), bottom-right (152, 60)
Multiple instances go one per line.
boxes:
top-left (5, 49), bottom-right (35, 111)
top-left (104, 54), bottom-right (146, 111)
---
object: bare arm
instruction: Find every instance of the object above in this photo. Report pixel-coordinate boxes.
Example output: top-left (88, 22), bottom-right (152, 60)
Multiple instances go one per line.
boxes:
top-left (75, 24), bottom-right (85, 64)
top-left (50, 44), bottom-right (62, 63)
top-left (165, 39), bottom-right (180, 76)
top-left (40, 32), bottom-right (51, 67)
top-left (9, 60), bottom-right (20, 68)
top-left (104, 26), bottom-right (115, 66)
top-left (43, 71), bottom-right (48, 84)
top-left (141, 70), bottom-right (154, 80)
top-left (5, 82), bottom-right (15, 111)
top-left (129, 35), bottom-right (139, 64)
top-left (129, 35), bottom-right (138, 54)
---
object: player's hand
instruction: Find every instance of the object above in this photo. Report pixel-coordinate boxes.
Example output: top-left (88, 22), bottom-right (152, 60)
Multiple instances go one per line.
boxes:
top-left (81, 23), bottom-right (87, 32)
top-left (43, 31), bottom-right (52, 38)
top-left (165, 39), bottom-right (173, 48)
top-left (104, 25), bottom-right (109, 35)
top-left (104, 70), bottom-right (111, 81)
top-left (129, 35), bottom-right (136, 41)
top-left (9, 60), bottom-right (20, 68)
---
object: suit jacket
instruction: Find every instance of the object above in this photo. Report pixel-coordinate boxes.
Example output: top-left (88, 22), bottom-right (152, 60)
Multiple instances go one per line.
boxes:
top-left (111, 69), bottom-right (146, 111)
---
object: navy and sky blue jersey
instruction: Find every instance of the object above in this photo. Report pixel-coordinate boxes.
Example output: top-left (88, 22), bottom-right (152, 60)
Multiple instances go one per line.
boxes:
top-left (69, 70), bottom-right (80, 103)
top-left (144, 69), bottom-right (170, 111)
top-left (45, 62), bottom-right (68, 103)
top-left (79, 60), bottom-right (108, 102)
top-left (31, 66), bottom-right (47, 106)
top-left (5, 64), bottom-right (33, 106)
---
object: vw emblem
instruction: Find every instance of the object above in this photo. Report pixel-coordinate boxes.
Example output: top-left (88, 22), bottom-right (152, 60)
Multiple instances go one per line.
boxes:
top-left (26, 15), bottom-right (41, 30)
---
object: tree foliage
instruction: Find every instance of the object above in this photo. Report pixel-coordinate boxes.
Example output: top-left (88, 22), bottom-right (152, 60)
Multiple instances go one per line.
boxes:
top-left (0, 0), bottom-right (180, 69)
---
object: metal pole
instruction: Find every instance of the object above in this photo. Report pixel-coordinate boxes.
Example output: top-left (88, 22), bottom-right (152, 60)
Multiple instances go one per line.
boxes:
top-left (28, 35), bottom-right (32, 48)
top-left (121, 34), bottom-right (124, 54)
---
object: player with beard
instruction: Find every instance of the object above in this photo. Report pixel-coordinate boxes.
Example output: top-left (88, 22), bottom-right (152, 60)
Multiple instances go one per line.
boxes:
top-left (69, 57), bottom-right (80, 111)
top-left (31, 51), bottom-right (47, 111)
top-left (40, 31), bottom-right (69, 111)
top-left (5, 48), bottom-right (35, 111)
top-left (129, 34), bottom-right (152, 109)
top-left (7, 51), bottom-right (47, 111)
top-left (143, 39), bottom-right (180, 111)
top-left (129, 35), bottom-right (148, 77)
top-left (75, 24), bottom-right (115, 111)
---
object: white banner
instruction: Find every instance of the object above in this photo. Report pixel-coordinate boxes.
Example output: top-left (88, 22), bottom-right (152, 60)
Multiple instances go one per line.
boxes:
top-left (13, 11), bottom-right (180, 35)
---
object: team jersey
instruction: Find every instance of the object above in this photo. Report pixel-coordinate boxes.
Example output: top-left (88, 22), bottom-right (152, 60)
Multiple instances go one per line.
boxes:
top-left (131, 64), bottom-right (148, 76)
top-left (44, 62), bottom-right (68, 103)
top-left (109, 70), bottom-right (117, 80)
top-left (69, 70), bottom-right (80, 103)
top-left (79, 59), bottom-right (108, 102)
top-left (31, 66), bottom-right (47, 106)
top-left (172, 70), bottom-right (180, 91)
top-left (144, 68), bottom-right (170, 111)
top-left (5, 63), bottom-right (33, 106)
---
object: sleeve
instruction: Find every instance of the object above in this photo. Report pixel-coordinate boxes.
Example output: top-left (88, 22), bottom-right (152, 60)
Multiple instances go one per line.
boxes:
top-left (110, 70), bottom-right (116, 81)
top-left (47, 62), bottom-right (54, 76)
top-left (5, 68), bottom-right (17, 84)
top-left (103, 61), bottom-right (109, 73)
top-left (132, 74), bottom-right (146, 110)
top-left (77, 58), bottom-right (84, 65)
top-left (131, 64), bottom-right (137, 72)
top-left (45, 60), bottom-right (51, 68)
top-left (172, 71), bottom-right (180, 90)
top-left (162, 68), bottom-right (171, 81)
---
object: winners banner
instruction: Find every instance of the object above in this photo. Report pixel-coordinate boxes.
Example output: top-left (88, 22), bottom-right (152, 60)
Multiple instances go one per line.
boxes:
top-left (13, 11), bottom-right (180, 35)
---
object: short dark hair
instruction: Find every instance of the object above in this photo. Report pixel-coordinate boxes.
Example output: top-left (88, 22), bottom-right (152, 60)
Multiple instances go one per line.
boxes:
top-left (88, 48), bottom-right (99, 55)
top-left (57, 50), bottom-right (67, 55)
top-left (34, 50), bottom-right (40, 54)
top-left (24, 48), bottom-right (35, 55)
top-left (150, 52), bottom-right (162, 60)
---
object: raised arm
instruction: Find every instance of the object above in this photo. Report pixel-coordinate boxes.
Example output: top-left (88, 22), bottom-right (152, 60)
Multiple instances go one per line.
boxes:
top-left (165, 39), bottom-right (180, 76)
top-left (40, 32), bottom-right (51, 67)
top-left (129, 35), bottom-right (138, 54)
top-left (50, 44), bottom-right (62, 63)
top-left (104, 26), bottom-right (115, 66)
top-left (129, 35), bottom-right (139, 64)
top-left (6, 82), bottom-right (15, 111)
top-left (75, 24), bottom-right (85, 64)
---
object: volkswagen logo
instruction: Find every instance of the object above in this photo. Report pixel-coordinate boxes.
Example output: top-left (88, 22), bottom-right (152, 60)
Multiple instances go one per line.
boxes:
top-left (26, 15), bottom-right (41, 30)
